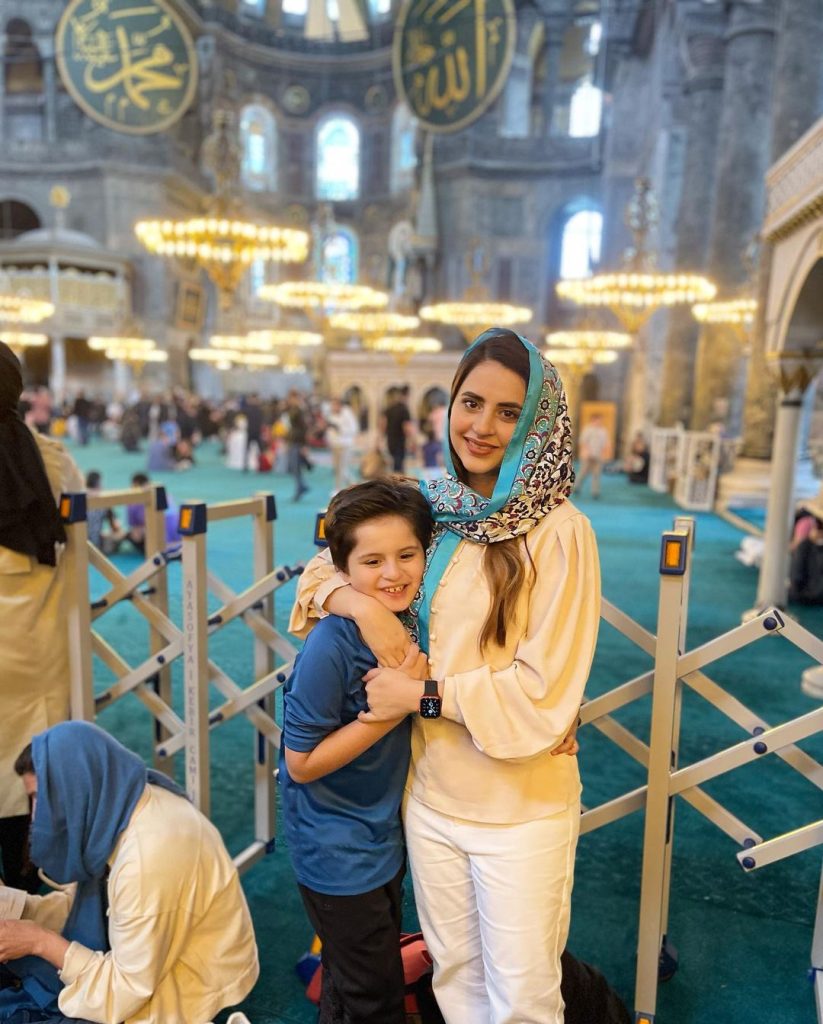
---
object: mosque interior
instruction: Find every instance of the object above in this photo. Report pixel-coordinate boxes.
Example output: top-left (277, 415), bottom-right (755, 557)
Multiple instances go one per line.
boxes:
top-left (1, 0), bottom-right (823, 1021)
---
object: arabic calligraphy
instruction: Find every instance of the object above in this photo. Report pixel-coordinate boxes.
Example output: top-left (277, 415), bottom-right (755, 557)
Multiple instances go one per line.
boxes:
top-left (56, 0), bottom-right (198, 135)
top-left (393, 0), bottom-right (515, 133)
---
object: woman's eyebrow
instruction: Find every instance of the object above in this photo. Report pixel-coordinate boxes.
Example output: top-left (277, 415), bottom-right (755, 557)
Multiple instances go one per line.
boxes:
top-left (460, 389), bottom-right (522, 411)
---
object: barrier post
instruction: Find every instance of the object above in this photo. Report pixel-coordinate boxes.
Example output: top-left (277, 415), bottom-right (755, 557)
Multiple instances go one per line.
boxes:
top-left (656, 517), bottom-right (694, 977)
top-left (813, 863), bottom-right (823, 1021)
top-left (61, 492), bottom-right (94, 721)
top-left (634, 525), bottom-right (692, 1023)
top-left (252, 493), bottom-right (276, 854)
top-left (145, 484), bottom-right (173, 775)
top-left (180, 502), bottom-right (210, 814)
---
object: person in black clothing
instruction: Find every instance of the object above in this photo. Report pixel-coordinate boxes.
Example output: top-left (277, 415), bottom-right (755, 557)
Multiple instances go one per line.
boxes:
top-left (286, 390), bottom-right (309, 500)
top-left (381, 385), bottom-right (413, 474)
top-left (244, 393), bottom-right (264, 472)
top-left (72, 391), bottom-right (92, 446)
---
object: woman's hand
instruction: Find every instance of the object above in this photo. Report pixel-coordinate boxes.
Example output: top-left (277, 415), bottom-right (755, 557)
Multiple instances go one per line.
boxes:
top-left (0, 919), bottom-right (68, 968)
top-left (359, 646), bottom-right (429, 722)
top-left (344, 590), bottom-right (411, 667)
top-left (551, 717), bottom-right (580, 757)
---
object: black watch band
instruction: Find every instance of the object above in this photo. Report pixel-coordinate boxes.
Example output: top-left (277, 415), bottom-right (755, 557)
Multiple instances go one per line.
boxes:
top-left (419, 679), bottom-right (441, 719)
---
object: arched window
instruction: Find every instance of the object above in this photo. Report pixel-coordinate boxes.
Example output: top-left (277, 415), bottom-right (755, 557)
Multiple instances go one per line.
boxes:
top-left (0, 199), bottom-right (40, 240)
top-left (569, 78), bottom-right (602, 138)
top-left (239, 0), bottom-right (266, 13)
top-left (369, 0), bottom-right (392, 15)
top-left (248, 258), bottom-right (267, 300)
top-left (282, 0), bottom-right (308, 12)
top-left (5, 19), bottom-right (42, 94)
top-left (240, 104), bottom-right (277, 192)
top-left (390, 103), bottom-right (417, 193)
top-left (316, 115), bottom-right (360, 201)
top-left (552, 18), bottom-right (602, 138)
top-left (321, 228), bottom-right (358, 284)
top-left (559, 208), bottom-right (602, 280)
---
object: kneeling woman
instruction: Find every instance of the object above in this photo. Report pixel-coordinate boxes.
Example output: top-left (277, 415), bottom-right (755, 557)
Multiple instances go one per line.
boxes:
top-left (0, 722), bottom-right (259, 1024)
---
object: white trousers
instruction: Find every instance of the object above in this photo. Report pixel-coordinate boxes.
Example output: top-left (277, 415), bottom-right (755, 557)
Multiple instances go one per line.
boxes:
top-left (404, 795), bottom-right (580, 1024)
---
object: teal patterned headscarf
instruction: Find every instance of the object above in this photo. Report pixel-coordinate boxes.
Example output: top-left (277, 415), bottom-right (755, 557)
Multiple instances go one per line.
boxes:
top-left (410, 328), bottom-right (575, 649)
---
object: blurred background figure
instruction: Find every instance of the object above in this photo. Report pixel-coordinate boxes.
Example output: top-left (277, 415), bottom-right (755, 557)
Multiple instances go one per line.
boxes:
top-left (0, 341), bottom-right (83, 891)
top-left (325, 396), bottom-right (359, 494)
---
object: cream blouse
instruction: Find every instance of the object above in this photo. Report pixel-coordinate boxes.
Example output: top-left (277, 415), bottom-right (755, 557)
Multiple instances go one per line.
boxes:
top-left (290, 499), bottom-right (601, 825)
top-left (16, 785), bottom-right (259, 1024)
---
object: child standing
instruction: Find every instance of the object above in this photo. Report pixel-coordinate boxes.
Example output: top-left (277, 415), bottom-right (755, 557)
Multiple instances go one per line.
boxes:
top-left (279, 479), bottom-right (432, 1024)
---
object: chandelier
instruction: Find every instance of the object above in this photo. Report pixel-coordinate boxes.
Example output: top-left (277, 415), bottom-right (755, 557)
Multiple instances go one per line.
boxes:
top-left (545, 330), bottom-right (632, 355)
top-left (190, 347), bottom-right (282, 369)
top-left (88, 336), bottom-right (168, 364)
top-left (245, 329), bottom-right (323, 349)
top-left (328, 311), bottom-right (420, 336)
top-left (369, 334), bottom-right (443, 365)
top-left (544, 347), bottom-right (619, 367)
top-left (692, 298), bottom-right (757, 327)
top-left (135, 111), bottom-right (308, 310)
top-left (420, 242), bottom-right (533, 342)
top-left (259, 282), bottom-right (388, 312)
top-left (556, 179), bottom-right (716, 333)
top-left (0, 331), bottom-right (48, 351)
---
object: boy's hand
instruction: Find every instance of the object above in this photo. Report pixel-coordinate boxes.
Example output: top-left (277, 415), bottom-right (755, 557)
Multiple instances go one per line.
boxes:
top-left (348, 591), bottom-right (411, 667)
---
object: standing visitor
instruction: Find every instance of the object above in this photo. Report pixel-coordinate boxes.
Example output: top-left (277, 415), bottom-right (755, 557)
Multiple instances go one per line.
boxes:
top-left (0, 342), bottom-right (83, 892)
top-left (381, 385), bottom-right (414, 474)
top-left (291, 328), bottom-right (600, 1023)
top-left (286, 390), bottom-right (310, 501)
top-left (325, 396), bottom-right (359, 494)
top-left (576, 412), bottom-right (611, 499)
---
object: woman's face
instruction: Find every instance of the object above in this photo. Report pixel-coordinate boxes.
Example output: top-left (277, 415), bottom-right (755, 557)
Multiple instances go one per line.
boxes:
top-left (449, 359), bottom-right (526, 497)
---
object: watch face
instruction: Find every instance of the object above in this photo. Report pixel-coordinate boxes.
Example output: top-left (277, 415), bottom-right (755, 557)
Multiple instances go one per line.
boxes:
top-left (420, 696), bottom-right (441, 719)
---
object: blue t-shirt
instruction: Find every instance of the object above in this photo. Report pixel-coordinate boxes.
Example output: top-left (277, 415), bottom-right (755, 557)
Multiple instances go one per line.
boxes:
top-left (280, 616), bottom-right (411, 896)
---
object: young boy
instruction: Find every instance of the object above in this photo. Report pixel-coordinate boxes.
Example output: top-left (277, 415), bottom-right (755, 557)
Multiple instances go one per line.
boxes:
top-left (279, 479), bottom-right (432, 1024)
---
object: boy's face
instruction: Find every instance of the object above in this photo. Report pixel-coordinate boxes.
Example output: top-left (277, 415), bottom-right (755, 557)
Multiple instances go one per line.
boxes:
top-left (342, 514), bottom-right (426, 613)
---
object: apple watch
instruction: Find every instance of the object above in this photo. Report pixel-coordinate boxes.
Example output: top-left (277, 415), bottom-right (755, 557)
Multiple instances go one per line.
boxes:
top-left (419, 679), bottom-right (442, 719)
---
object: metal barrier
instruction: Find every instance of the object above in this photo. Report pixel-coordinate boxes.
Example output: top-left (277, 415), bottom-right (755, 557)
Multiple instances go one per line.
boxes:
top-left (576, 514), bottom-right (823, 1022)
top-left (60, 486), bottom-right (303, 873)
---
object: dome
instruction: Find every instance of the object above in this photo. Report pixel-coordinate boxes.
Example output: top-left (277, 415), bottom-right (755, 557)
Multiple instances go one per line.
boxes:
top-left (13, 226), bottom-right (104, 251)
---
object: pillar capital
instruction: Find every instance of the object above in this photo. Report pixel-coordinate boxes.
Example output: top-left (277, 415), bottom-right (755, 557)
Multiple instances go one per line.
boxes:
top-left (765, 346), bottom-right (823, 401)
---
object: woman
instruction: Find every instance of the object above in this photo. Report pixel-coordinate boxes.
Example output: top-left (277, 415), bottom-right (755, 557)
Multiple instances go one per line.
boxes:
top-left (0, 722), bottom-right (259, 1024)
top-left (0, 342), bottom-right (83, 893)
top-left (291, 328), bottom-right (600, 1023)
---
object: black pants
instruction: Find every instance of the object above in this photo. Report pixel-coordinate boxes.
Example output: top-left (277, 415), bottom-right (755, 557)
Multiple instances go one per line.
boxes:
top-left (388, 447), bottom-right (405, 474)
top-left (0, 815), bottom-right (37, 892)
top-left (299, 866), bottom-right (405, 1024)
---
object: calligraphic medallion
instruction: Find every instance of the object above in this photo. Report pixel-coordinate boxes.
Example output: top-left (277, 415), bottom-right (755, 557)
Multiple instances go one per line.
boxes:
top-left (393, 0), bottom-right (516, 134)
top-left (55, 0), bottom-right (198, 136)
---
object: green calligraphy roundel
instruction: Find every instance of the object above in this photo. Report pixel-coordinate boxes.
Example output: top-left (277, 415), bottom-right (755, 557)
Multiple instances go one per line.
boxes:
top-left (393, 0), bottom-right (516, 134)
top-left (56, 0), bottom-right (198, 136)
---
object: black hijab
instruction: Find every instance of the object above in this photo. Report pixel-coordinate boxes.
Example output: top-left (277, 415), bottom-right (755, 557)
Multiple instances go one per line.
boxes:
top-left (0, 342), bottom-right (66, 565)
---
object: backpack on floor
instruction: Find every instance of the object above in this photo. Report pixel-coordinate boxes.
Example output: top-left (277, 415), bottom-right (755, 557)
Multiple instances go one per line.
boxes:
top-left (304, 931), bottom-right (445, 1024)
top-left (304, 935), bottom-right (630, 1024)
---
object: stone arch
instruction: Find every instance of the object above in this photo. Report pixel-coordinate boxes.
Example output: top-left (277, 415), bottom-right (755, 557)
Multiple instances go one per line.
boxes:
top-left (0, 197), bottom-right (41, 239)
top-left (767, 223), bottom-right (823, 355)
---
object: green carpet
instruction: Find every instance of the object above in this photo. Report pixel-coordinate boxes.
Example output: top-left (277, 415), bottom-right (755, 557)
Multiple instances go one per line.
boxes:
top-left (64, 439), bottom-right (823, 1024)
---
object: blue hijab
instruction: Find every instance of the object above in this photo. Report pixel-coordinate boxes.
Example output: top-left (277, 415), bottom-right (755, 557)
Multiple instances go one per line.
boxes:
top-left (411, 329), bottom-right (575, 649)
top-left (0, 722), bottom-right (186, 1017)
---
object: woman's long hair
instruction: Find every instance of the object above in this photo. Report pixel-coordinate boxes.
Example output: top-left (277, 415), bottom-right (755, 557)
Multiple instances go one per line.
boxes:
top-left (449, 329), bottom-right (535, 651)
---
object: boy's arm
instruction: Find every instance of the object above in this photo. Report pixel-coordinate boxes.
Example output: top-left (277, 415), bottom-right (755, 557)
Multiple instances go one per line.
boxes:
top-left (285, 716), bottom-right (405, 784)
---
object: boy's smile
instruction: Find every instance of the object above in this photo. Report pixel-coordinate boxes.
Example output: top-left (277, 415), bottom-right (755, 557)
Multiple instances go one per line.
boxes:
top-left (342, 514), bottom-right (426, 613)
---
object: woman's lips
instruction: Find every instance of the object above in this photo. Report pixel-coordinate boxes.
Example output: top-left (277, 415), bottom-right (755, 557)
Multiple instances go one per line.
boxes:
top-left (464, 437), bottom-right (497, 456)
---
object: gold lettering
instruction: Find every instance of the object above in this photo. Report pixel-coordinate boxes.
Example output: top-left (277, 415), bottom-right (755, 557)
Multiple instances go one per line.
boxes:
top-left (475, 0), bottom-right (486, 97)
top-left (447, 47), bottom-right (471, 104)
top-left (84, 26), bottom-right (182, 108)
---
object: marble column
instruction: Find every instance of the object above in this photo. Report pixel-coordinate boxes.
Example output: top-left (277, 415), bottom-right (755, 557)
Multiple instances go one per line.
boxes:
top-left (50, 335), bottom-right (66, 405)
top-left (740, 0), bottom-right (823, 457)
top-left (754, 349), bottom-right (823, 611)
top-left (691, 0), bottom-right (778, 431)
top-left (658, 11), bottom-right (725, 427)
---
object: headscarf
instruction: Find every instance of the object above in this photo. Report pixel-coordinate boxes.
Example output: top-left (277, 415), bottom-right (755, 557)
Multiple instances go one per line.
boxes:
top-left (0, 342), bottom-right (66, 565)
top-left (411, 329), bottom-right (574, 648)
top-left (3, 722), bottom-right (187, 1013)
